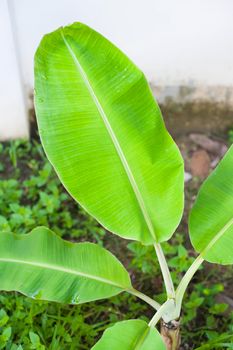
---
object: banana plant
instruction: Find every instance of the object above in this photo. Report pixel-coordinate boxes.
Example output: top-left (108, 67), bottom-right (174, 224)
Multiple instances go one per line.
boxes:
top-left (0, 22), bottom-right (232, 349)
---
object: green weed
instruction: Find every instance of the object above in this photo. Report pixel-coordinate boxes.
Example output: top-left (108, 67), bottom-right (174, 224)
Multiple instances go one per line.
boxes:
top-left (0, 140), bottom-right (232, 349)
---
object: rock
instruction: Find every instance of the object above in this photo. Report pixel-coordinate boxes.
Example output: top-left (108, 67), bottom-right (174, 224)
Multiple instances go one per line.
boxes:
top-left (184, 172), bottom-right (192, 182)
top-left (189, 133), bottom-right (227, 157)
top-left (211, 157), bottom-right (220, 168)
top-left (190, 150), bottom-right (211, 178)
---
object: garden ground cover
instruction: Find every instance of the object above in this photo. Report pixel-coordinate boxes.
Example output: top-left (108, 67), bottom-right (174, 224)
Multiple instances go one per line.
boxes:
top-left (0, 139), bottom-right (232, 349)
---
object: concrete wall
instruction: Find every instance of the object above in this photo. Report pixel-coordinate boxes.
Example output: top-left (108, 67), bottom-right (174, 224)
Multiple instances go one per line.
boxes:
top-left (1, 0), bottom-right (233, 139)
top-left (0, 0), bottom-right (28, 140)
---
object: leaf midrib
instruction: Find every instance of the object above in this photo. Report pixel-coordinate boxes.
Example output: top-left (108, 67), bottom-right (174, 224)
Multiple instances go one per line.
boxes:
top-left (134, 326), bottom-right (150, 350)
top-left (60, 29), bottom-right (156, 242)
top-left (202, 216), bottom-right (233, 256)
top-left (0, 257), bottom-right (127, 289)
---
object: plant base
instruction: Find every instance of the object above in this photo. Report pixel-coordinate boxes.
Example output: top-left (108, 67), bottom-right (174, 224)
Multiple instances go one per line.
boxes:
top-left (160, 319), bottom-right (181, 350)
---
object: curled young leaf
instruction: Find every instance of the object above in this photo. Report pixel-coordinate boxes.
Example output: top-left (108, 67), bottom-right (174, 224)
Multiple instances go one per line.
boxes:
top-left (92, 319), bottom-right (166, 350)
top-left (34, 22), bottom-right (184, 245)
top-left (189, 145), bottom-right (233, 264)
top-left (0, 227), bottom-right (131, 303)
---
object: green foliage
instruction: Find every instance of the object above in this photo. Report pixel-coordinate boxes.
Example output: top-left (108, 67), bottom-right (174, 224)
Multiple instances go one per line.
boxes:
top-left (0, 140), bottom-right (104, 242)
top-left (34, 22), bottom-right (184, 245)
top-left (181, 281), bottom-right (233, 348)
top-left (0, 227), bottom-right (132, 304)
top-left (228, 129), bottom-right (233, 144)
top-left (0, 292), bottom-right (129, 349)
top-left (1, 20), bottom-right (233, 349)
top-left (189, 145), bottom-right (233, 264)
top-left (92, 320), bottom-right (166, 350)
top-left (127, 232), bottom-right (196, 309)
top-left (32, 22), bottom-right (233, 348)
top-left (0, 140), bottom-right (232, 348)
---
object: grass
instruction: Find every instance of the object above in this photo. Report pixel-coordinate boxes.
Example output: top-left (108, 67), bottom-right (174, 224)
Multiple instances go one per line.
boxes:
top-left (0, 140), bottom-right (232, 349)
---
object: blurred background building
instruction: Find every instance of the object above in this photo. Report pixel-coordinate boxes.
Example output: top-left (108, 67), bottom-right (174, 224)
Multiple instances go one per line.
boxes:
top-left (1, 0), bottom-right (233, 140)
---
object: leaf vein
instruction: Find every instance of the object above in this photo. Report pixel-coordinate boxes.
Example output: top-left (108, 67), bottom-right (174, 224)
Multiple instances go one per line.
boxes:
top-left (60, 28), bottom-right (157, 242)
top-left (0, 258), bottom-right (126, 289)
top-left (202, 217), bottom-right (233, 255)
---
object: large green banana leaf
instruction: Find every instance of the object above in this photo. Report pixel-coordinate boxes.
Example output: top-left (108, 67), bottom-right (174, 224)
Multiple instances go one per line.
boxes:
top-left (92, 319), bottom-right (166, 350)
top-left (189, 145), bottom-right (233, 264)
top-left (0, 227), bottom-right (131, 303)
top-left (34, 22), bottom-right (184, 245)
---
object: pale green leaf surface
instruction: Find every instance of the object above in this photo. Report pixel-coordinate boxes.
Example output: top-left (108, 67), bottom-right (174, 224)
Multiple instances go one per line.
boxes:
top-left (189, 145), bottom-right (233, 264)
top-left (91, 319), bottom-right (166, 350)
top-left (34, 22), bottom-right (184, 245)
top-left (0, 227), bottom-right (131, 303)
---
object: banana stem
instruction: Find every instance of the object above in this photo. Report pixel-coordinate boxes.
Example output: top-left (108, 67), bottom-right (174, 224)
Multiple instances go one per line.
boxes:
top-left (175, 255), bottom-right (204, 315)
top-left (128, 288), bottom-right (161, 310)
top-left (154, 243), bottom-right (175, 299)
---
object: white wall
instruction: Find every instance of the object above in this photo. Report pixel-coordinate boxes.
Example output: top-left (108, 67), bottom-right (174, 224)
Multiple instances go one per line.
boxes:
top-left (12, 0), bottom-right (233, 87)
top-left (1, 0), bottom-right (233, 139)
top-left (0, 0), bottom-right (28, 140)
